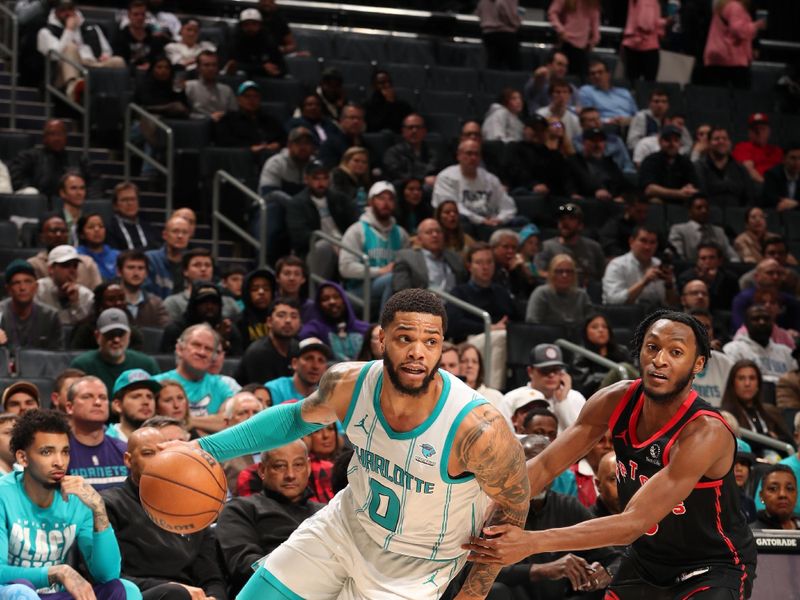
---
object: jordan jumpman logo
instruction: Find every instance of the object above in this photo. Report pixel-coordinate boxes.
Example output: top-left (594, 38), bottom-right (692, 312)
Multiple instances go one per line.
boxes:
top-left (355, 414), bottom-right (370, 435)
top-left (423, 568), bottom-right (442, 586)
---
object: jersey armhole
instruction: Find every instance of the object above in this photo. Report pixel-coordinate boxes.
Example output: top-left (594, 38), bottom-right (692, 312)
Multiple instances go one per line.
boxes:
top-left (662, 410), bottom-right (735, 474)
top-left (341, 361), bottom-right (374, 430)
top-left (439, 397), bottom-right (489, 484)
top-left (608, 379), bottom-right (640, 432)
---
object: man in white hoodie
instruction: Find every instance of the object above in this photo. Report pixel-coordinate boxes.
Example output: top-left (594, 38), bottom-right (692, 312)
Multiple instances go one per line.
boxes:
top-left (37, 0), bottom-right (124, 100)
top-left (724, 304), bottom-right (797, 384)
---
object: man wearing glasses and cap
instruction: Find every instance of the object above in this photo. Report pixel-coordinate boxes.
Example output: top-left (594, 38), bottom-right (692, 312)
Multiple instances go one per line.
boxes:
top-left (35, 245), bottom-right (94, 325)
top-left (535, 203), bottom-right (605, 285)
top-left (225, 7), bottom-right (285, 79)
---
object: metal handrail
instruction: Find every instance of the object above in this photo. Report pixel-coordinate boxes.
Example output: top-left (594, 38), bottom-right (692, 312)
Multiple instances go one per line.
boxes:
top-left (0, 3), bottom-right (17, 128)
top-left (124, 103), bottom-right (173, 215)
top-left (555, 338), bottom-right (630, 381)
top-left (309, 230), bottom-right (371, 323)
top-left (430, 288), bottom-right (493, 389)
top-left (211, 170), bottom-right (267, 268)
top-left (45, 49), bottom-right (89, 156)
top-left (739, 428), bottom-right (795, 457)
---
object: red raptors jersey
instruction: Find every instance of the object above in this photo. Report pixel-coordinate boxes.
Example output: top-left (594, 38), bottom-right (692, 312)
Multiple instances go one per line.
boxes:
top-left (609, 380), bottom-right (757, 587)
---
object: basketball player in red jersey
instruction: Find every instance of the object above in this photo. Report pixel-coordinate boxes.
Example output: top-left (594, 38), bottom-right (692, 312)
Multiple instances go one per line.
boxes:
top-left (464, 310), bottom-right (757, 599)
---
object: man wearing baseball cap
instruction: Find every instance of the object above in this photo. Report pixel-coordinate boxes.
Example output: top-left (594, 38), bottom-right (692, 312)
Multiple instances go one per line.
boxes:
top-left (34, 245), bottom-right (94, 325)
top-left (0, 259), bottom-right (63, 351)
top-left (225, 7), bottom-right (285, 79)
top-left (640, 123), bottom-right (701, 203)
top-left (263, 337), bottom-right (333, 405)
top-left (567, 127), bottom-right (629, 202)
top-left (106, 369), bottom-right (160, 442)
top-left (70, 307), bottom-right (158, 396)
top-left (1, 381), bottom-right (40, 415)
top-left (502, 343), bottom-right (586, 432)
top-left (214, 78), bottom-right (285, 157)
top-left (733, 112), bottom-right (784, 184)
top-left (535, 203), bottom-right (605, 284)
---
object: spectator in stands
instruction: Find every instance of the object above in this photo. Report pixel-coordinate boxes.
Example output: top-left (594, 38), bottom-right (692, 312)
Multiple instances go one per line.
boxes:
top-left (482, 88), bottom-right (525, 142)
top-left (543, 115), bottom-right (576, 159)
top-left (4, 409), bottom-right (133, 596)
top-left (154, 323), bottom-right (239, 431)
top-left (639, 125), bottom-right (700, 203)
top-left (391, 218), bottom-right (467, 293)
top-left (677, 241), bottom-right (740, 313)
top-left (578, 58), bottom-right (636, 126)
top-left (589, 450), bottom-right (621, 518)
top-left (573, 107), bottom-right (635, 174)
top-left (300, 282), bottom-right (368, 361)
top-left (224, 8), bottom-right (284, 79)
top-left (490, 229), bottom-right (536, 298)
top-left (263, 337), bottom-right (331, 405)
top-left (364, 69), bottom-right (413, 134)
top-left (632, 113), bottom-right (691, 166)
top-left (235, 298), bottom-right (300, 385)
top-left (696, 126), bottom-right (757, 207)
top-left (221, 265), bottom-right (246, 311)
top-left (571, 313), bottom-right (630, 397)
top-left (68, 281), bottom-right (143, 351)
top-left (734, 206), bottom-right (770, 264)
top-left (668, 195), bottom-right (739, 263)
top-left (117, 250), bottom-right (168, 328)
top-left (599, 194), bottom-right (650, 257)
top-left (286, 94), bottom-right (339, 146)
top-left (54, 172), bottom-right (85, 245)
top-left (475, 0), bottom-right (521, 70)
top-left (536, 203), bottom-right (605, 285)
top-left (145, 214), bottom-right (190, 299)
top-left (220, 391), bottom-right (263, 491)
top-left (567, 127), bottom-right (629, 202)
top-left (314, 67), bottom-right (346, 121)
top-left (703, 0), bottom-right (766, 89)
top-left (761, 143), bottom-right (800, 211)
top-left (258, 125), bottom-right (316, 199)
top-left (753, 466), bottom-right (800, 530)
top-left (235, 267), bottom-right (275, 348)
top-left (690, 123), bottom-right (712, 162)
top-left (733, 113), bottom-right (784, 185)
top-left (752, 418), bottom-right (800, 517)
top-left (732, 257), bottom-right (800, 331)
top-left (548, 0), bottom-right (600, 77)
top-left (516, 223), bottom-right (544, 286)
top-left (536, 78), bottom-right (581, 142)
top-left (339, 181), bottom-right (409, 307)
top-left (37, 0), bottom-right (124, 101)
top-left (525, 50), bottom-right (577, 113)
top-left (602, 224), bottom-right (678, 307)
top-left (133, 55), bottom-right (189, 120)
top-left (35, 245), bottom-right (94, 325)
top-left (356, 323), bottom-right (382, 362)
top-left (505, 114), bottom-right (570, 199)
top-left (112, 0), bottom-right (167, 71)
top-left (383, 114), bottom-right (442, 187)
top-left (0, 260), bottom-right (63, 350)
top-left (506, 344), bottom-right (586, 431)
top-left (286, 159), bottom-right (359, 260)
top-left (50, 368), bottom-right (85, 413)
top-left (621, 0), bottom-right (664, 81)
top-left (107, 182), bottom-right (158, 250)
top-left (185, 50), bottom-right (236, 123)
top-left (76, 213), bottom-right (118, 282)
top-left (0, 413), bottom-right (15, 475)
top-left (70, 307), bottom-right (158, 395)
top-left (330, 146), bottom-right (371, 212)
top-left (257, 0), bottom-right (296, 54)
top-left (154, 385), bottom-right (192, 433)
top-left (64, 375), bottom-right (128, 489)
top-left (10, 119), bottom-right (91, 198)
top-left (688, 308), bottom-right (733, 405)
top-left (436, 200), bottom-right (475, 255)
top-left (724, 309), bottom-right (798, 386)
top-left (570, 431), bottom-right (613, 507)
top-left (740, 235), bottom-right (800, 295)
top-left (457, 342), bottom-right (504, 407)
top-left (164, 17), bottom-right (215, 72)
top-left (106, 369), bottom-right (159, 442)
top-left (679, 279), bottom-right (711, 312)
top-left (214, 80), bottom-right (285, 164)
top-left (274, 257), bottom-right (313, 318)
top-left (394, 177), bottom-right (432, 236)
top-left (2, 382), bottom-right (40, 415)
top-left (527, 253), bottom-right (590, 323)
top-left (163, 248), bottom-right (239, 323)
top-left (627, 88), bottom-right (671, 151)
top-left (434, 139), bottom-right (519, 234)
top-left (217, 440), bottom-right (324, 596)
top-left (318, 103), bottom-right (367, 168)
top-left (779, 368), bottom-right (800, 410)
top-left (737, 288), bottom-right (797, 350)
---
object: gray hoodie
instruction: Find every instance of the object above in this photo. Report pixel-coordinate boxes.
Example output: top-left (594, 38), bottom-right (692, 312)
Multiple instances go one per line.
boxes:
top-left (338, 207), bottom-right (410, 279)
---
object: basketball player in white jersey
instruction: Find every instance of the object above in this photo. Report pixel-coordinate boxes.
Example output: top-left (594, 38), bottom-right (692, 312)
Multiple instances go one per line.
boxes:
top-left (168, 289), bottom-right (529, 600)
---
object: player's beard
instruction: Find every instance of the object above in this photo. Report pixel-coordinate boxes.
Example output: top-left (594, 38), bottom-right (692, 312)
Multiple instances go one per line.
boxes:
top-left (383, 352), bottom-right (440, 397)
top-left (643, 367), bottom-right (695, 405)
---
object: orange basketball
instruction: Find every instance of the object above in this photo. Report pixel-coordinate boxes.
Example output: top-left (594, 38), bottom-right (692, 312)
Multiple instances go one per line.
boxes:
top-left (139, 446), bottom-right (227, 534)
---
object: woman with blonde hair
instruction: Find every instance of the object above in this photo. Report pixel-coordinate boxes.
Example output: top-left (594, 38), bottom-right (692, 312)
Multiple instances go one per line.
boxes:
top-left (525, 253), bottom-right (591, 325)
top-left (547, 0), bottom-right (600, 77)
top-left (330, 146), bottom-right (371, 211)
top-left (704, 0), bottom-right (766, 89)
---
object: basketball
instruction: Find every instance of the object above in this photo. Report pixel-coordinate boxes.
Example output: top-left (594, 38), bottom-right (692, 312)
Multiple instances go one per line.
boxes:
top-left (139, 446), bottom-right (227, 534)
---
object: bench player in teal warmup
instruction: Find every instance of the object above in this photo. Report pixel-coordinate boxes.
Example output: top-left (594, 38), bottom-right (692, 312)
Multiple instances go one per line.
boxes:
top-left (170, 288), bottom-right (530, 600)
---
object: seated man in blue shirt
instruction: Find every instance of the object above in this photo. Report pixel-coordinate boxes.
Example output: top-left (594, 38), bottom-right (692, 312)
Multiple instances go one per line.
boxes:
top-left (0, 410), bottom-right (139, 600)
top-left (264, 337), bottom-right (332, 405)
top-left (578, 59), bottom-right (637, 128)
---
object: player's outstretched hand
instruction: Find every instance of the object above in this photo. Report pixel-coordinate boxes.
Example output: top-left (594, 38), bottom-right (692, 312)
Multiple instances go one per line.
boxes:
top-left (462, 524), bottom-right (533, 565)
top-left (157, 439), bottom-right (201, 452)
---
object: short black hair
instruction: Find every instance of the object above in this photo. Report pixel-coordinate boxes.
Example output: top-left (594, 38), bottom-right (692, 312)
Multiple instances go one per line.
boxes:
top-left (380, 288), bottom-right (448, 334)
top-left (117, 249), bottom-right (148, 271)
top-left (763, 464), bottom-right (797, 484)
top-left (762, 234), bottom-right (788, 254)
top-left (181, 247), bottom-right (213, 272)
top-left (523, 407), bottom-right (559, 429)
top-left (268, 296), bottom-right (301, 315)
top-left (10, 409), bottom-right (70, 454)
top-left (631, 309), bottom-right (711, 364)
top-left (696, 241), bottom-right (722, 258)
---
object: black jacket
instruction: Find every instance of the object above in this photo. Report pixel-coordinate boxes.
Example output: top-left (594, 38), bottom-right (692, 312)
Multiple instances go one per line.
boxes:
top-left (446, 279), bottom-right (519, 341)
top-left (100, 477), bottom-right (228, 599)
top-left (639, 151), bottom-right (700, 200)
top-left (761, 164), bottom-right (800, 209)
top-left (234, 335), bottom-right (296, 386)
top-left (285, 188), bottom-right (360, 257)
top-left (227, 26), bottom-right (286, 79)
top-left (566, 153), bottom-right (630, 198)
top-left (216, 487), bottom-right (323, 596)
top-left (214, 109), bottom-right (286, 149)
top-left (9, 147), bottom-right (92, 199)
top-left (504, 141), bottom-right (569, 195)
top-left (364, 90), bottom-right (414, 134)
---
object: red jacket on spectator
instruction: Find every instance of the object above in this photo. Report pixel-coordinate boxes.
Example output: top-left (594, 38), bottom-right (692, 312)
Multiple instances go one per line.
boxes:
top-left (733, 141), bottom-right (784, 176)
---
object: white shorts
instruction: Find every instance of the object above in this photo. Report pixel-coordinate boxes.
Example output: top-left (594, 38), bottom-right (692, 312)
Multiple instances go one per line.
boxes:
top-left (258, 487), bottom-right (466, 600)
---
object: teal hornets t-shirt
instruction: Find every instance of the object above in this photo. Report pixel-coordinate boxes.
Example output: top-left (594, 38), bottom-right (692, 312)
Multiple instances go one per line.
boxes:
top-left (0, 472), bottom-right (121, 591)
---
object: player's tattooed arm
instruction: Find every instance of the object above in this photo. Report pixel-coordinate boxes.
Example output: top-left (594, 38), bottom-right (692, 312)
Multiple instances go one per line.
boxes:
top-left (453, 405), bottom-right (530, 599)
top-left (301, 361), bottom-right (362, 424)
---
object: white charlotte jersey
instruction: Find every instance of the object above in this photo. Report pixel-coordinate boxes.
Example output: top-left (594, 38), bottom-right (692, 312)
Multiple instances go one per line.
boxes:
top-left (342, 361), bottom-right (491, 561)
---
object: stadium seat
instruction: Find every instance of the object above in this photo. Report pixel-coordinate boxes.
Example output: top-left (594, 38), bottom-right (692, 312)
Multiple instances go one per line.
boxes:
top-left (336, 34), bottom-right (388, 64)
top-left (598, 304), bottom-right (646, 329)
top-left (781, 211), bottom-right (800, 241)
top-left (0, 248), bottom-right (40, 265)
top-left (285, 55), bottom-right (322, 87)
top-left (0, 221), bottom-right (17, 247)
top-left (385, 38), bottom-right (435, 66)
top-left (0, 194), bottom-right (48, 220)
top-left (418, 90), bottom-right (470, 116)
top-left (139, 327), bottom-right (164, 355)
top-left (685, 84), bottom-right (731, 112)
top-left (17, 349), bottom-right (80, 379)
top-left (481, 141), bottom-right (508, 178)
top-left (83, 200), bottom-right (114, 226)
top-left (724, 206), bottom-right (748, 236)
top-left (382, 63), bottom-right (428, 91)
top-left (422, 113), bottom-right (461, 141)
top-left (512, 195), bottom-right (548, 224)
top-left (481, 70), bottom-right (529, 94)
top-left (506, 322), bottom-right (568, 390)
top-left (255, 78), bottom-right (305, 108)
top-left (262, 101), bottom-right (291, 123)
top-left (293, 29), bottom-right (334, 59)
top-left (0, 132), bottom-right (33, 162)
top-left (326, 59), bottom-right (375, 89)
top-left (426, 66), bottom-right (477, 92)
top-left (362, 131), bottom-right (397, 175)
top-left (471, 92), bottom-right (495, 118)
top-left (436, 41), bottom-right (484, 69)
top-left (154, 354), bottom-right (176, 372)
top-left (199, 25), bottom-right (227, 49)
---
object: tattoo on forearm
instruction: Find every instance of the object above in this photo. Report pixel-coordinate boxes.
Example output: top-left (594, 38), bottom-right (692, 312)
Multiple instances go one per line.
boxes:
top-left (455, 406), bottom-right (531, 597)
top-left (305, 363), bottom-right (347, 409)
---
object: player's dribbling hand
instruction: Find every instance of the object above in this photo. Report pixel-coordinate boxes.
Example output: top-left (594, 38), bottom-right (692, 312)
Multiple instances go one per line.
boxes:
top-left (462, 524), bottom-right (533, 565)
